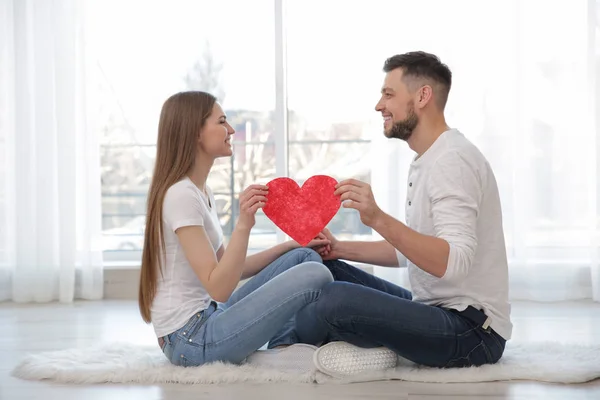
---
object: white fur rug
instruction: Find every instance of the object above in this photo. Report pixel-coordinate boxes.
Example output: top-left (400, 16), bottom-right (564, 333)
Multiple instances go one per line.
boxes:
top-left (11, 341), bottom-right (600, 385)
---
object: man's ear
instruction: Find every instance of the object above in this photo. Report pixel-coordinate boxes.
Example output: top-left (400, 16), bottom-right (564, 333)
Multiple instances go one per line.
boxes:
top-left (416, 85), bottom-right (434, 109)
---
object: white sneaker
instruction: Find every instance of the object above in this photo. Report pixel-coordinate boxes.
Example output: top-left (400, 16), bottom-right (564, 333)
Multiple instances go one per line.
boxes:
top-left (313, 341), bottom-right (398, 378)
top-left (244, 343), bottom-right (318, 374)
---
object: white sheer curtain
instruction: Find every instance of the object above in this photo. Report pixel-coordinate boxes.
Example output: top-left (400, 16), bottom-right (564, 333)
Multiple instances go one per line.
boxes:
top-left (372, 0), bottom-right (599, 302)
top-left (0, 0), bottom-right (103, 302)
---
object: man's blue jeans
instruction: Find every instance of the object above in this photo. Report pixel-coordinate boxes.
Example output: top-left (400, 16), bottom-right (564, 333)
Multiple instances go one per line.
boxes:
top-left (294, 260), bottom-right (506, 368)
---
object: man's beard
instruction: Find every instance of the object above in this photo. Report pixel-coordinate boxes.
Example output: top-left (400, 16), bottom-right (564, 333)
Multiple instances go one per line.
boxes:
top-left (385, 102), bottom-right (418, 141)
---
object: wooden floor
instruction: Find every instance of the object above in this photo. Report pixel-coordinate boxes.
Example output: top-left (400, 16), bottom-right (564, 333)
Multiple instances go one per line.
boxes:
top-left (1, 300), bottom-right (599, 400)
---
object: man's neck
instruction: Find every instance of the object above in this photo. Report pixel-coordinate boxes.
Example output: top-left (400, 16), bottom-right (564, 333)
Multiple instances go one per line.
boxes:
top-left (408, 116), bottom-right (450, 157)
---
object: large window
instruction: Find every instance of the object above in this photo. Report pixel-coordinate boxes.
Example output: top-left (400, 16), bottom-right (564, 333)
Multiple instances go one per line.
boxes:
top-left (89, 0), bottom-right (597, 267)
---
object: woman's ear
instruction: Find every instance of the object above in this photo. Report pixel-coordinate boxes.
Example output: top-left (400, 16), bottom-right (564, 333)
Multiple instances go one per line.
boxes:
top-left (196, 129), bottom-right (205, 153)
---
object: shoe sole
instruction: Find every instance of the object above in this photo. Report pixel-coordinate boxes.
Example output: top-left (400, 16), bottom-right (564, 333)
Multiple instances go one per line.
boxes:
top-left (314, 341), bottom-right (398, 379)
top-left (244, 343), bottom-right (318, 374)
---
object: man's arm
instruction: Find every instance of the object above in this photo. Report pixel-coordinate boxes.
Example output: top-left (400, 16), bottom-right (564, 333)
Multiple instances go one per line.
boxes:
top-left (371, 215), bottom-right (449, 277)
top-left (335, 153), bottom-right (480, 280)
top-left (330, 239), bottom-right (399, 267)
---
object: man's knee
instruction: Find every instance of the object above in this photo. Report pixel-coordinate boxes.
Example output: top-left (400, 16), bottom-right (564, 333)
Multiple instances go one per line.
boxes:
top-left (315, 281), bottom-right (354, 321)
top-left (323, 259), bottom-right (357, 279)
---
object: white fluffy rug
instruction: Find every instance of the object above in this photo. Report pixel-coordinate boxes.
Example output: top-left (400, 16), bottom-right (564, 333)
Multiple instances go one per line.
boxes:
top-left (11, 341), bottom-right (600, 385)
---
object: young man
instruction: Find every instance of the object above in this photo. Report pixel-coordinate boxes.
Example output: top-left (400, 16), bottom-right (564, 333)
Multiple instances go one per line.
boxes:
top-left (300, 51), bottom-right (512, 378)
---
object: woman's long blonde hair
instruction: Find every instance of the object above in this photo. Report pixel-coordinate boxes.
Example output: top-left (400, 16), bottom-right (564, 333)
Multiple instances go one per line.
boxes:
top-left (139, 91), bottom-right (216, 323)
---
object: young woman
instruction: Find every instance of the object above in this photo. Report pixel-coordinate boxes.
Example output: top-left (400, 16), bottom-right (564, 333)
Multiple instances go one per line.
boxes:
top-left (139, 91), bottom-right (333, 369)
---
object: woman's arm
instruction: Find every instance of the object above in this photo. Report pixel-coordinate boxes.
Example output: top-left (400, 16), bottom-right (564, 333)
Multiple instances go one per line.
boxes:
top-left (240, 234), bottom-right (329, 279)
top-left (241, 241), bottom-right (297, 279)
top-left (175, 184), bottom-right (268, 302)
top-left (177, 224), bottom-right (253, 302)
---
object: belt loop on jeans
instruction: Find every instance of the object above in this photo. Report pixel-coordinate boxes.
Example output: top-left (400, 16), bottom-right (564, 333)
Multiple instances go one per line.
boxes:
top-left (482, 316), bottom-right (492, 331)
top-left (460, 305), bottom-right (492, 332)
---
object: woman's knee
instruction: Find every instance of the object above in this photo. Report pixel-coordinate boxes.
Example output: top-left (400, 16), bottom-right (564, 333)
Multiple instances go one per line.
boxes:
top-left (264, 248), bottom-right (322, 277)
top-left (287, 247), bottom-right (322, 264)
top-left (290, 261), bottom-right (333, 289)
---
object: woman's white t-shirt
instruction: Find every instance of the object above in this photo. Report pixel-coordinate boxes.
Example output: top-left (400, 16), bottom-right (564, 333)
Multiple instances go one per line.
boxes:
top-left (151, 177), bottom-right (223, 338)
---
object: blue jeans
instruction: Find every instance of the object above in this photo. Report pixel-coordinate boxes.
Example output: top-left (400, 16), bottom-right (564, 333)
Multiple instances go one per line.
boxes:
top-left (293, 260), bottom-right (506, 368)
top-left (160, 248), bottom-right (333, 367)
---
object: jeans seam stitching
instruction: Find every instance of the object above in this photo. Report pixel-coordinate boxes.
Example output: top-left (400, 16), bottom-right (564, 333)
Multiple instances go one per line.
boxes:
top-left (332, 264), bottom-right (370, 286)
top-left (445, 340), bottom-right (486, 367)
top-left (329, 261), bottom-right (411, 299)
top-left (330, 315), bottom-right (476, 338)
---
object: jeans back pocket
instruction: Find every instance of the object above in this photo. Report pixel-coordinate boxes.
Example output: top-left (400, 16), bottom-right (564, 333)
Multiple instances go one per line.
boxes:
top-left (176, 310), bottom-right (208, 346)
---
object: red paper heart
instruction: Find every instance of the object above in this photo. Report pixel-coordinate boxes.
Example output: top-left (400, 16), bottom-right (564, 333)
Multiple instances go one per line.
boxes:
top-left (263, 175), bottom-right (341, 246)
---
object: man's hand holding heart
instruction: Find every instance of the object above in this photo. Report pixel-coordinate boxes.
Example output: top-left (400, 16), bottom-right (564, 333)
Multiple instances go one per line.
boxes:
top-left (334, 179), bottom-right (385, 229)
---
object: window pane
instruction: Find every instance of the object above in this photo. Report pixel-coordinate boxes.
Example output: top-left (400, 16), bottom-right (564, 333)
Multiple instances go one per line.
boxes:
top-left (286, 3), bottom-right (383, 241)
top-left (87, 0), bottom-right (275, 261)
top-left (231, 140), bottom-right (278, 250)
top-left (100, 145), bottom-right (151, 257)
